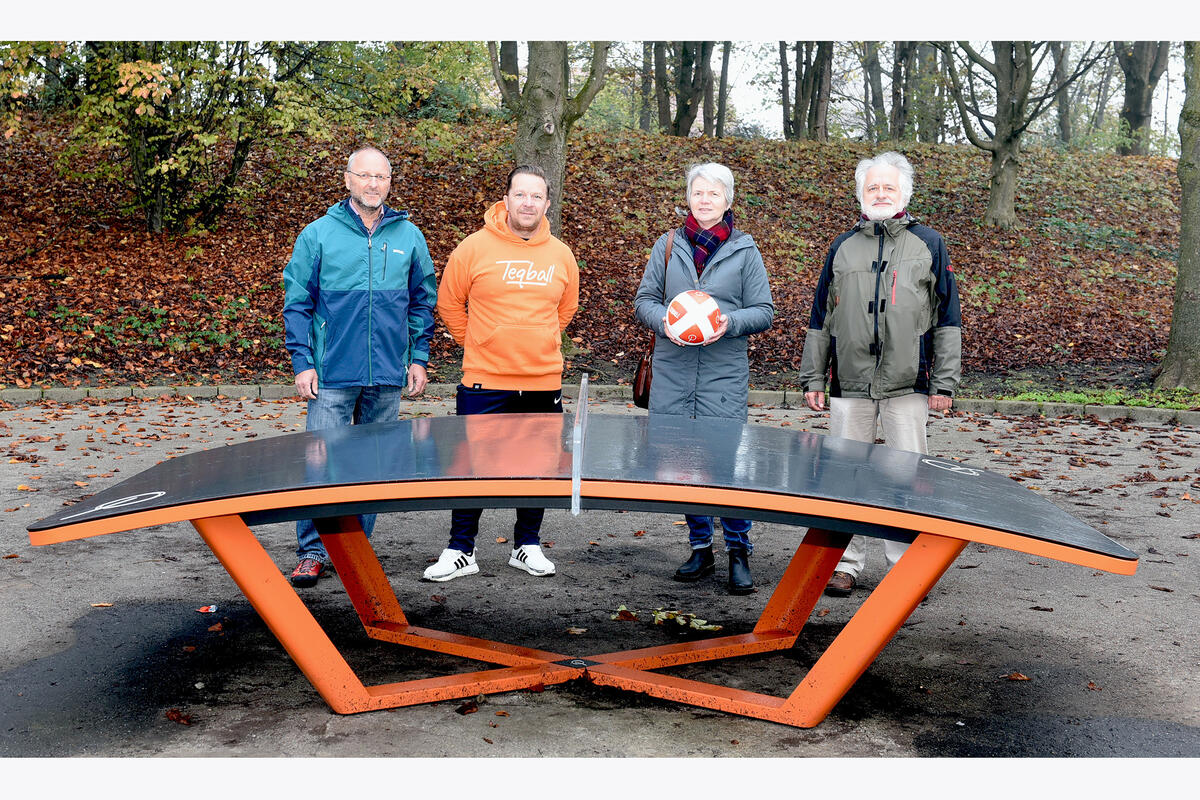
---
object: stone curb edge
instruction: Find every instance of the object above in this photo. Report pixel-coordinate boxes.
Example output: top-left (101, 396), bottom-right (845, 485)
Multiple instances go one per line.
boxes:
top-left (1, 383), bottom-right (1197, 426)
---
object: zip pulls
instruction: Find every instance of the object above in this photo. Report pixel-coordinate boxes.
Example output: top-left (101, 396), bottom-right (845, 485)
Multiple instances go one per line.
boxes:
top-left (890, 269), bottom-right (897, 306)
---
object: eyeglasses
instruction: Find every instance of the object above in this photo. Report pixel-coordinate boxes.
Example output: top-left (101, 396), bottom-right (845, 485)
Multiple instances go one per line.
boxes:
top-left (346, 169), bottom-right (392, 183)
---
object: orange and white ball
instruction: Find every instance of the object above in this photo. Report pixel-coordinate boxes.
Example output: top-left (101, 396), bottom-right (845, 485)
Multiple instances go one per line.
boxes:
top-left (666, 290), bottom-right (722, 345)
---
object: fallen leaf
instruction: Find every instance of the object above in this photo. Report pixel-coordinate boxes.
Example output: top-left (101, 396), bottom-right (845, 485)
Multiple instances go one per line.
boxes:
top-left (1002, 672), bottom-right (1031, 681)
top-left (566, 627), bottom-right (588, 635)
top-left (817, 607), bottom-right (831, 617)
top-left (495, 536), bottom-right (508, 544)
top-left (2, 553), bottom-right (18, 559)
top-left (431, 595), bottom-right (447, 604)
top-left (495, 710), bottom-right (510, 717)
top-left (611, 605), bottom-right (638, 621)
top-left (1148, 585), bottom-right (1174, 592)
top-left (482, 737), bottom-right (493, 744)
top-left (1087, 681), bottom-right (1102, 691)
top-left (456, 700), bottom-right (479, 715)
top-left (90, 602), bottom-right (113, 608)
top-left (165, 709), bottom-right (194, 725)
top-left (1029, 606), bottom-right (1054, 612)
top-left (208, 622), bottom-right (223, 632)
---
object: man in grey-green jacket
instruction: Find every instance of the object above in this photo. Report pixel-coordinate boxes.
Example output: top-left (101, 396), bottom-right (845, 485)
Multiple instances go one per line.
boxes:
top-left (798, 151), bottom-right (961, 597)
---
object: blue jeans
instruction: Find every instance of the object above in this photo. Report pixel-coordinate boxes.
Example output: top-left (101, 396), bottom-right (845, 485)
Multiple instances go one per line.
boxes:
top-left (686, 514), bottom-right (752, 553)
top-left (295, 385), bottom-right (406, 562)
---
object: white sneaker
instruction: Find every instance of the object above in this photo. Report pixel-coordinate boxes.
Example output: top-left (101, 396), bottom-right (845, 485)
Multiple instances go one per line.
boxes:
top-left (508, 544), bottom-right (555, 576)
top-left (422, 548), bottom-right (478, 582)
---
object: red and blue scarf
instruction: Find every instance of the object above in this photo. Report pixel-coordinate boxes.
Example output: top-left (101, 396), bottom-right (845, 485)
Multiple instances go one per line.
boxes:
top-left (684, 209), bottom-right (734, 277)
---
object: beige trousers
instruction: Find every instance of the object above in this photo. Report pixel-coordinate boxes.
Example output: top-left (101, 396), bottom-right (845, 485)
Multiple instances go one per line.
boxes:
top-left (828, 394), bottom-right (929, 579)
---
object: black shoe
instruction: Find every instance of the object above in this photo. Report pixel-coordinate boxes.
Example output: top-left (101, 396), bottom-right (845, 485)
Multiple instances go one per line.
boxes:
top-left (728, 548), bottom-right (754, 595)
top-left (673, 546), bottom-right (714, 582)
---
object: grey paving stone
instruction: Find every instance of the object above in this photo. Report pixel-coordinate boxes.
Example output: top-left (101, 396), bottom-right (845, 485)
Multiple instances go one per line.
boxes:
top-left (42, 387), bottom-right (88, 402)
top-left (0, 388), bottom-right (43, 404)
top-left (217, 385), bottom-right (260, 399)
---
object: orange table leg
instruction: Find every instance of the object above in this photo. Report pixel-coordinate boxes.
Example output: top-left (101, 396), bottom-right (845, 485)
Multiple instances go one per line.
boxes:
top-left (196, 513), bottom-right (963, 725)
top-left (316, 516), bottom-right (407, 628)
top-left (192, 515), bottom-right (375, 713)
top-left (775, 532), bottom-right (968, 726)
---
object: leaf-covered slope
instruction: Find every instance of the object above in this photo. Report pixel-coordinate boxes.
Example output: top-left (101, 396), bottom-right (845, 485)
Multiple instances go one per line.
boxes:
top-left (0, 116), bottom-right (1179, 391)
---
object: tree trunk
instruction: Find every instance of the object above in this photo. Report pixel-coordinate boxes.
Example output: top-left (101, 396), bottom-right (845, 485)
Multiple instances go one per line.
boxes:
top-left (792, 42), bottom-right (815, 140)
top-left (779, 41), bottom-right (793, 139)
top-left (1156, 41), bottom-right (1200, 390)
top-left (890, 41), bottom-right (915, 141)
top-left (915, 42), bottom-right (942, 143)
top-left (807, 41), bottom-right (832, 142)
top-left (490, 41), bottom-right (609, 237)
top-left (653, 42), bottom-right (671, 132)
top-left (639, 42), bottom-right (653, 132)
top-left (1050, 41), bottom-right (1073, 145)
top-left (863, 42), bottom-right (887, 141)
top-left (1114, 41), bottom-right (1171, 155)
top-left (669, 41), bottom-right (713, 137)
top-left (716, 41), bottom-right (730, 137)
top-left (498, 41), bottom-right (520, 109)
top-left (703, 64), bottom-right (714, 136)
top-left (1091, 49), bottom-right (1117, 133)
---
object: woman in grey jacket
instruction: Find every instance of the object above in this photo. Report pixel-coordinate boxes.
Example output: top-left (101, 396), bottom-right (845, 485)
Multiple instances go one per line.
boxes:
top-left (634, 162), bottom-right (774, 594)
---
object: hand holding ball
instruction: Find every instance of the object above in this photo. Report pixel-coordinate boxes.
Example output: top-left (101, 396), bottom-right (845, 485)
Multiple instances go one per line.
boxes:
top-left (665, 290), bottom-right (723, 345)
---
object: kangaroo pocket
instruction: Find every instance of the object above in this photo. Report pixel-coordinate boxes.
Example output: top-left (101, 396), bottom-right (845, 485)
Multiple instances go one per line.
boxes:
top-left (467, 322), bottom-right (561, 378)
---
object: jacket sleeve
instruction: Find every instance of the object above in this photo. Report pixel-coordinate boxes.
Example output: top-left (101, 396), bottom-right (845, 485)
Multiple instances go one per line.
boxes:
top-left (559, 248), bottom-right (580, 332)
top-left (929, 233), bottom-right (962, 396)
top-left (634, 233), bottom-right (671, 336)
top-left (726, 241), bottom-right (773, 338)
top-left (797, 241), bottom-right (838, 393)
top-left (436, 241), bottom-right (471, 346)
top-left (282, 225), bottom-right (320, 376)
top-left (406, 228), bottom-right (438, 367)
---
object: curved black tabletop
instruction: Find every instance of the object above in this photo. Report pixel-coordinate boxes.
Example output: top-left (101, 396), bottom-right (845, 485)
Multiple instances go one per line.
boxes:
top-left (28, 413), bottom-right (1137, 568)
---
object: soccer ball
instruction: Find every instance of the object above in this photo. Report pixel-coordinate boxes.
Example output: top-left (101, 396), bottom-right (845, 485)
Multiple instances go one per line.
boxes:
top-left (665, 290), bottom-right (722, 345)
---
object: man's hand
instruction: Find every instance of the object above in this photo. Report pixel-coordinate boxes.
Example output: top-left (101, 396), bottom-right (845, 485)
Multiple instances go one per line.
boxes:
top-left (295, 369), bottom-right (319, 400)
top-left (407, 363), bottom-right (428, 396)
top-left (928, 394), bottom-right (953, 412)
top-left (804, 390), bottom-right (825, 412)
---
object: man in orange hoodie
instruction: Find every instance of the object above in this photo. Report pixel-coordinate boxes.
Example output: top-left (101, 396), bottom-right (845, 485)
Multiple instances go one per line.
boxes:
top-left (424, 165), bottom-right (580, 582)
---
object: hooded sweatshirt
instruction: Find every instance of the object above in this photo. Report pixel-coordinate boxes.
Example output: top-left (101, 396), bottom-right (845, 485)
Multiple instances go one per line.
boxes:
top-left (437, 201), bottom-right (580, 391)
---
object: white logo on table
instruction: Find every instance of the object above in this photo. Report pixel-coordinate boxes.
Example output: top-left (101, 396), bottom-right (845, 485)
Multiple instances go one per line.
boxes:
top-left (60, 491), bottom-right (167, 521)
top-left (921, 458), bottom-right (980, 476)
top-left (500, 260), bottom-right (556, 288)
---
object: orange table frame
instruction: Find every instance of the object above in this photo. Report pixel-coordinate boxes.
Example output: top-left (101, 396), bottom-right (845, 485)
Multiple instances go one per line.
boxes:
top-left (193, 512), bottom-right (965, 727)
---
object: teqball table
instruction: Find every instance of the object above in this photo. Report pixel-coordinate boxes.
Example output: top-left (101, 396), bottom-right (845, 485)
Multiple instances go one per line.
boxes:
top-left (29, 386), bottom-right (1137, 728)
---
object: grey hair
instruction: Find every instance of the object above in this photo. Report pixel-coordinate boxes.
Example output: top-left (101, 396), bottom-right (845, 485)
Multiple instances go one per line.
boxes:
top-left (686, 162), bottom-right (735, 206)
top-left (347, 146), bottom-right (391, 174)
top-left (854, 151), bottom-right (913, 209)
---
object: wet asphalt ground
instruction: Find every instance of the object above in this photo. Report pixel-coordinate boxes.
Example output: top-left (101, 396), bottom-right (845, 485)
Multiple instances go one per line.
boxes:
top-left (1, 388), bottom-right (1197, 769)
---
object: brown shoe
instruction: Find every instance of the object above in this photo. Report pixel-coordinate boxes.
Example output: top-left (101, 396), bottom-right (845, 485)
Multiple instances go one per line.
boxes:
top-left (824, 570), bottom-right (856, 597)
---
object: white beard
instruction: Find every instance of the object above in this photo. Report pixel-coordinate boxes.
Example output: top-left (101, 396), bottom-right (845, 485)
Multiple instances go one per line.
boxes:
top-left (861, 201), bottom-right (903, 221)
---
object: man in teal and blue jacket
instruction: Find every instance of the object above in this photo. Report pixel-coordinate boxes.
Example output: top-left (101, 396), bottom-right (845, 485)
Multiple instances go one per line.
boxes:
top-left (282, 146), bottom-right (438, 586)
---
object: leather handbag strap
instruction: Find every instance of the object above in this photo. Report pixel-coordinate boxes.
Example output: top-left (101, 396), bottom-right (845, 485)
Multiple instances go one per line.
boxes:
top-left (650, 229), bottom-right (677, 352)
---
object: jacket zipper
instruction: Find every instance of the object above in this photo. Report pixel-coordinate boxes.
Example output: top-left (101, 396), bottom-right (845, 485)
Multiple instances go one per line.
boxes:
top-left (872, 228), bottom-right (885, 363)
top-left (367, 232), bottom-right (374, 385)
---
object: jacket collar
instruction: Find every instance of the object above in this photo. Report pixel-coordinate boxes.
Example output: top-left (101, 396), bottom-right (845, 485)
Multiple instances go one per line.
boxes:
top-left (854, 211), bottom-right (915, 237)
top-left (330, 199), bottom-right (407, 235)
